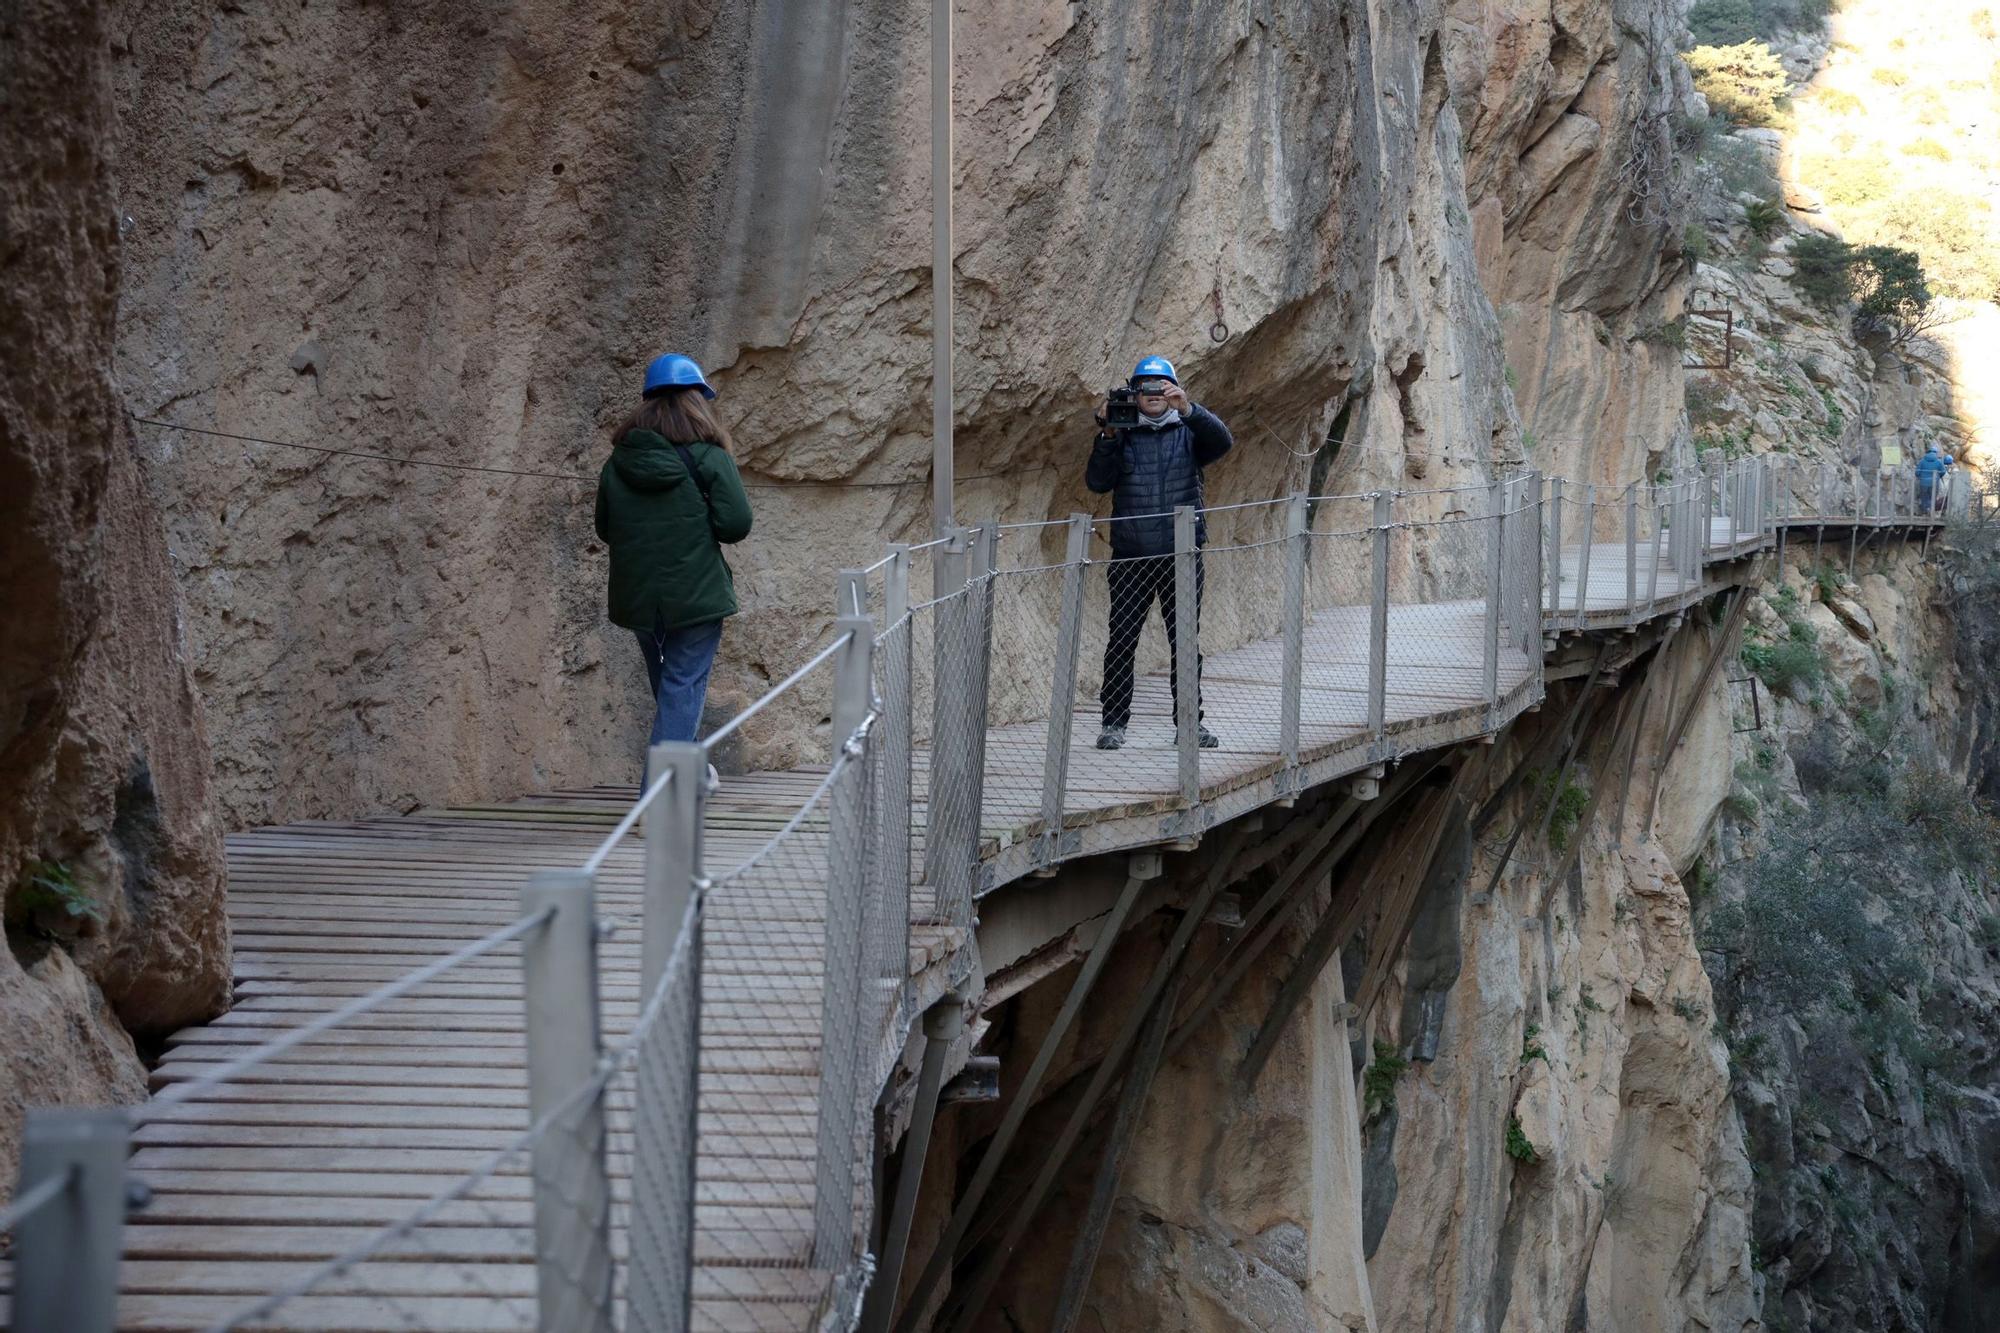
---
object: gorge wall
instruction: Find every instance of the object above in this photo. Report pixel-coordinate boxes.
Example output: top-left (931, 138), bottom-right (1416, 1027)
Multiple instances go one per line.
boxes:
top-left (0, 0), bottom-right (229, 1171)
top-left (105, 0), bottom-right (1691, 827)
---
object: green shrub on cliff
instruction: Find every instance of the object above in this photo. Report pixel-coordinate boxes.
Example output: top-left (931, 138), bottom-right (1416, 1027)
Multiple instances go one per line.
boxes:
top-left (1685, 42), bottom-right (1792, 128)
top-left (1687, 0), bottom-right (1838, 45)
top-left (1789, 232), bottom-right (1856, 307)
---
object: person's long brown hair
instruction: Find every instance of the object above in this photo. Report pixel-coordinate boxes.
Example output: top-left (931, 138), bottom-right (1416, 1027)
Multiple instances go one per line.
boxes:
top-left (616, 387), bottom-right (733, 451)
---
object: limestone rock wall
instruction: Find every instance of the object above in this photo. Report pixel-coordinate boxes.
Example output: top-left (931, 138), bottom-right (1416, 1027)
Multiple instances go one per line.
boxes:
top-left (1361, 707), bottom-right (1758, 1333)
top-left (107, 0), bottom-right (1691, 826)
top-left (0, 0), bottom-right (229, 1173)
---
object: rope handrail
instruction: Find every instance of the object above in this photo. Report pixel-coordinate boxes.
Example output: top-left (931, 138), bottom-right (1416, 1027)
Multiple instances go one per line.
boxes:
top-left (0, 1165), bottom-right (73, 1234)
top-left (581, 767), bottom-right (671, 876)
top-left (699, 630), bottom-right (852, 754)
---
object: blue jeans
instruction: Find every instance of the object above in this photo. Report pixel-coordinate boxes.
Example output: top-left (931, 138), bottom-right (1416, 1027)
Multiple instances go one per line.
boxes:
top-left (637, 619), bottom-right (724, 758)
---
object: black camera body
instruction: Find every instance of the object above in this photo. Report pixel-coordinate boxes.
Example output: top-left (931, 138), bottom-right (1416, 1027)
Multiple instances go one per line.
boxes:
top-left (1104, 386), bottom-right (1142, 429)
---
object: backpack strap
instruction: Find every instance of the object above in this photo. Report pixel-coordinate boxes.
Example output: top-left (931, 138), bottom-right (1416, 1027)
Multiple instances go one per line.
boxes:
top-left (670, 441), bottom-right (719, 539)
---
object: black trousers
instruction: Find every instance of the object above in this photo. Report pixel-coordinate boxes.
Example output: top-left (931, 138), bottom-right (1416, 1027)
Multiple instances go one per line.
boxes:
top-left (1100, 553), bottom-right (1204, 728)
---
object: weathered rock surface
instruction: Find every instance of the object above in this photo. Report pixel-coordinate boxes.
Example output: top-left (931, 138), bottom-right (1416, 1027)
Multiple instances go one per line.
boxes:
top-left (0, 0), bottom-right (230, 1172)
top-left (104, 0), bottom-right (1698, 825)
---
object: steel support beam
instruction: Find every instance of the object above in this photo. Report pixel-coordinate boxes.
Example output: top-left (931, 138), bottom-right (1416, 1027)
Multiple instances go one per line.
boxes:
top-left (1048, 968), bottom-right (1187, 1333)
top-left (893, 854), bottom-right (1162, 1332)
top-left (940, 846), bottom-right (1244, 1331)
top-left (860, 996), bottom-right (966, 1333)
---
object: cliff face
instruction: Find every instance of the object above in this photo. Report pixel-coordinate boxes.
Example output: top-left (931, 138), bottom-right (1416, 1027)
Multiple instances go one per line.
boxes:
top-left (107, 0), bottom-right (1694, 825)
top-left (99, 0), bottom-right (1749, 1326)
top-left (0, 0), bottom-right (229, 1171)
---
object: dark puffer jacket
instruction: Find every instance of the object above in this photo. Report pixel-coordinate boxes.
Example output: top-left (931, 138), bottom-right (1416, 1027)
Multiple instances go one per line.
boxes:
top-left (594, 429), bottom-right (753, 632)
top-left (1084, 405), bottom-right (1235, 556)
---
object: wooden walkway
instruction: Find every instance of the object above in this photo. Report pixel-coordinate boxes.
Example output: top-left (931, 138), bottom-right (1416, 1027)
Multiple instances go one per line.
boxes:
top-left (16, 498), bottom-right (1952, 1330)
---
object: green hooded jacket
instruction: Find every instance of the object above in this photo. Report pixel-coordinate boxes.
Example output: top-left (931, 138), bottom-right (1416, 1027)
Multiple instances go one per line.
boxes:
top-left (594, 429), bottom-right (753, 632)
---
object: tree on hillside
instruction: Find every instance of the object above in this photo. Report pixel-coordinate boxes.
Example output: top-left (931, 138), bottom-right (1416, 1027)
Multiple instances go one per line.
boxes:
top-left (1688, 0), bottom-right (1837, 46)
top-left (1684, 42), bottom-right (1792, 127)
top-left (1786, 234), bottom-right (1947, 348)
top-left (1789, 233), bottom-right (1856, 308)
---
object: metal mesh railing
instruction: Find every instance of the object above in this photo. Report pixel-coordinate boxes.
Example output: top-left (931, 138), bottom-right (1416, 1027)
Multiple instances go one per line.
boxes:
top-left (15, 450), bottom-right (1986, 1333)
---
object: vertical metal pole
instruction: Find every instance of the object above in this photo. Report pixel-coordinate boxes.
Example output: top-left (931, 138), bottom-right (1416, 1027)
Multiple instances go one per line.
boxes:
top-left (1173, 505), bottom-right (1200, 809)
top-left (882, 544), bottom-right (915, 1020)
top-left (930, 0), bottom-right (953, 535)
top-left (1483, 481), bottom-right (1503, 728)
top-left (815, 614), bottom-right (876, 1267)
top-left (633, 744), bottom-right (705, 1333)
top-left (1545, 475), bottom-right (1564, 616)
top-left (1623, 483), bottom-right (1639, 627)
top-left (14, 1109), bottom-right (130, 1333)
top-left (1280, 493), bottom-right (1308, 780)
top-left (966, 523), bottom-right (998, 868)
top-left (1706, 461), bottom-right (1719, 555)
top-left (1573, 483), bottom-right (1596, 628)
top-left (1039, 516), bottom-right (1091, 867)
top-left (923, 528), bottom-right (969, 905)
top-left (1850, 469), bottom-right (1862, 576)
top-left (641, 745), bottom-right (702, 991)
top-left (1645, 485), bottom-right (1664, 606)
top-left (1368, 491), bottom-right (1392, 756)
top-left (521, 869), bottom-right (615, 1333)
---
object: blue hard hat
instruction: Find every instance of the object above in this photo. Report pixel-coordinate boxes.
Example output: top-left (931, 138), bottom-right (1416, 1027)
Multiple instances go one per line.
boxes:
top-left (1130, 355), bottom-right (1179, 386)
top-left (642, 353), bottom-right (716, 400)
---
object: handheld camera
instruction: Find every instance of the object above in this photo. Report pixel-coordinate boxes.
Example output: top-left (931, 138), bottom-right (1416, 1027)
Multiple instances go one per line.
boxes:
top-left (1104, 386), bottom-right (1142, 428)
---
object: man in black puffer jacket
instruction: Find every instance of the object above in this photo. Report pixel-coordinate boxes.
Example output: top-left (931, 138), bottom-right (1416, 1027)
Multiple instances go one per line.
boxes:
top-left (1085, 355), bottom-right (1234, 750)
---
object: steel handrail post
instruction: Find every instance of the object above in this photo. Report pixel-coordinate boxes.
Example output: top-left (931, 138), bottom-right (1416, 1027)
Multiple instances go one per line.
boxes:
top-left (1483, 481), bottom-right (1504, 729)
top-left (1531, 472), bottom-right (1547, 681)
top-left (1706, 460), bottom-right (1719, 557)
top-left (881, 545), bottom-right (915, 1022)
top-left (13, 1109), bottom-right (130, 1333)
top-left (1545, 475), bottom-right (1564, 617)
top-left (1368, 491), bottom-right (1392, 758)
top-left (1624, 483), bottom-right (1639, 627)
top-left (922, 527), bottom-right (969, 909)
top-left (521, 869), bottom-right (615, 1333)
top-left (814, 614), bottom-right (877, 1268)
top-left (1039, 517), bottom-right (1091, 867)
top-left (1645, 485), bottom-right (1664, 607)
top-left (1280, 493), bottom-right (1308, 782)
top-left (1173, 505), bottom-right (1200, 809)
top-left (1573, 483), bottom-right (1596, 628)
top-left (633, 750), bottom-right (704, 1333)
top-left (966, 524), bottom-right (998, 885)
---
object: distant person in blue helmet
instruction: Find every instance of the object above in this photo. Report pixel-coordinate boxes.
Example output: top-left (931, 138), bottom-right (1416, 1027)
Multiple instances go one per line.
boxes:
top-left (1916, 441), bottom-right (1949, 515)
top-left (1085, 355), bottom-right (1234, 751)
top-left (595, 354), bottom-right (753, 789)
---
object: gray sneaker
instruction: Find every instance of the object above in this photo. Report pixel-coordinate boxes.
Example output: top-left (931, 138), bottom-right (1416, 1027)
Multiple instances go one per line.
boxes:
top-left (1185, 724), bottom-right (1219, 749)
top-left (1095, 725), bottom-right (1126, 751)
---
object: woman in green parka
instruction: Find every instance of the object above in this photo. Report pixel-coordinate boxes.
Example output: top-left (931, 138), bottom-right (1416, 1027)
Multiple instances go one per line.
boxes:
top-left (595, 354), bottom-right (753, 779)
